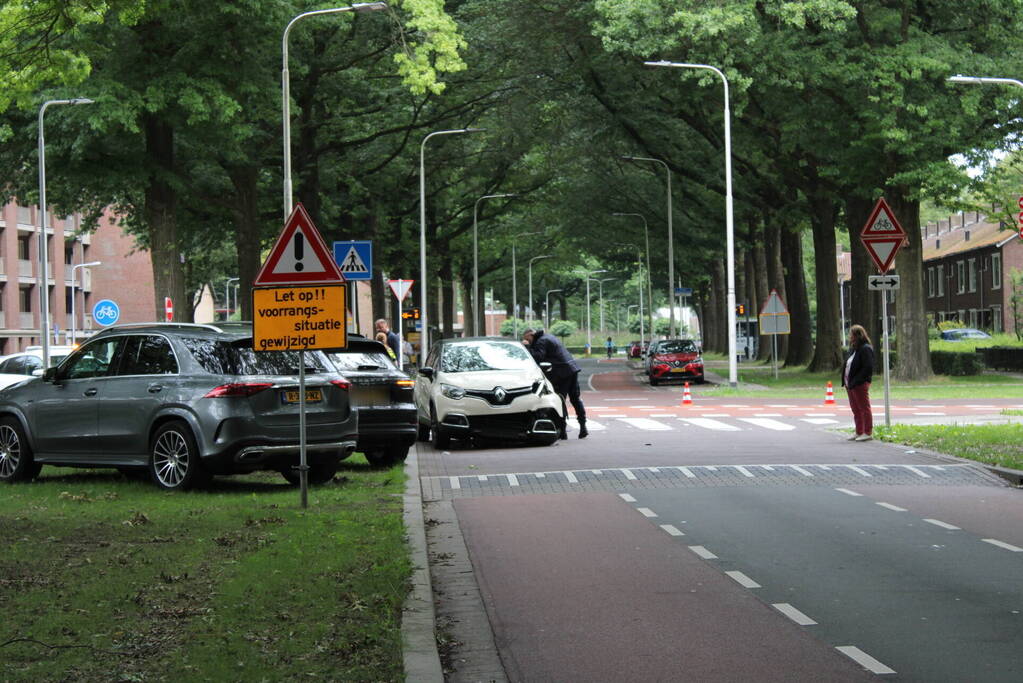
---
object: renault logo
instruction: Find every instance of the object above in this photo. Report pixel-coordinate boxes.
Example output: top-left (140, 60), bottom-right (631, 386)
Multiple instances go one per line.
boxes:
top-left (493, 386), bottom-right (507, 403)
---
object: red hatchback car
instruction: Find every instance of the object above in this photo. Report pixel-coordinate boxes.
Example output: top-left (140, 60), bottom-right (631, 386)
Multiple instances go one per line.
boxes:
top-left (647, 339), bottom-right (704, 386)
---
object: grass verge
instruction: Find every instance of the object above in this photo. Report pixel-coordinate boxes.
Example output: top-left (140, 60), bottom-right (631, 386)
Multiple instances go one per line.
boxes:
top-left (874, 423), bottom-right (1023, 471)
top-left (0, 455), bottom-right (409, 682)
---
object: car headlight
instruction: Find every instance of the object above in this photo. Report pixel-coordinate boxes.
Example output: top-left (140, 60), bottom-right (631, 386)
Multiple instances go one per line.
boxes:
top-left (440, 383), bottom-right (465, 400)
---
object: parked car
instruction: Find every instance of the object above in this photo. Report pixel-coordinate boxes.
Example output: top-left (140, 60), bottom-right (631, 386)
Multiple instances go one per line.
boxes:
top-left (940, 328), bottom-right (992, 341)
top-left (0, 345), bottom-right (78, 390)
top-left (646, 339), bottom-right (704, 386)
top-left (414, 337), bottom-right (563, 449)
top-left (0, 323), bottom-right (357, 489)
top-left (628, 340), bottom-right (649, 359)
top-left (324, 334), bottom-right (416, 468)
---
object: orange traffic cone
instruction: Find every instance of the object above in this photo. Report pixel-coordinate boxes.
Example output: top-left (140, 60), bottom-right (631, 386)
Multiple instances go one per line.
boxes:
top-left (824, 381), bottom-right (835, 405)
top-left (681, 382), bottom-right (693, 406)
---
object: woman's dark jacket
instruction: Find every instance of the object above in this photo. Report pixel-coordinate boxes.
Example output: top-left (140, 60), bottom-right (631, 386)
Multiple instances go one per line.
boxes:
top-left (841, 343), bottom-right (874, 389)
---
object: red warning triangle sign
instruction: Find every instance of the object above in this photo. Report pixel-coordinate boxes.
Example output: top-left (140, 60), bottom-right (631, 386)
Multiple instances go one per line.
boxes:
top-left (861, 197), bottom-right (906, 239)
top-left (254, 204), bottom-right (344, 286)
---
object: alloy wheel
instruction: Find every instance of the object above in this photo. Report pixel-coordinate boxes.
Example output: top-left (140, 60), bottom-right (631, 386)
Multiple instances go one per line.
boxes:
top-left (153, 429), bottom-right (190, 487)
top-left (0, 425), bottom-right (20, 478)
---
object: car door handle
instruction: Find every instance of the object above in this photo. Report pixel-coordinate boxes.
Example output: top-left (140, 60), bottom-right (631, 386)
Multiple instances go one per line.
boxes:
top-left (148, 384), bottom-right (163, 393)
top-left (84, 388), bottom-right (98, 397)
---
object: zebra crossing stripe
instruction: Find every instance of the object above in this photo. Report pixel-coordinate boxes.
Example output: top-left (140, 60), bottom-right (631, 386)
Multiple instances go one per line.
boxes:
top-left (679, 417), bottom-right (741, 431)
top-left (618, 417), bottom-right (673, 431)
top-left (738, 417), bottom-right (796, 431)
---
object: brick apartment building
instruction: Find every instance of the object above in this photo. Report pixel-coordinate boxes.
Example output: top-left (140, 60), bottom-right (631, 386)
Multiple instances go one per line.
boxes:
top-left (839, 211), bottom-right (1023, 338)
top-left (0, 200), bottom-right (155, 355)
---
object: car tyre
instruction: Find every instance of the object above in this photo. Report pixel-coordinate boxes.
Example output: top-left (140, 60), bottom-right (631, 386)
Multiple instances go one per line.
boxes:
top-left (430, 405), bottom-right (451, 450)
top-left (649, 376), bottom-right (660, 386)
top-left (695, 375), bottom-right (706, 384)
top-left (417, 422), bottom-right (431, 442)
top-left (149, 421), bottom-right (210, 491)
top-left (280, 462), bottom-right (339, 486)
top-left (0, 417), bottom-right (41, 483)
top-left (366, 446), bottom-right (409, 468)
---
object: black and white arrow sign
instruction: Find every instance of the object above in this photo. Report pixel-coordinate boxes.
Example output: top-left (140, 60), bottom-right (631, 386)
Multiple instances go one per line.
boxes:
top-left (868, 274), bottom-right (901, 290)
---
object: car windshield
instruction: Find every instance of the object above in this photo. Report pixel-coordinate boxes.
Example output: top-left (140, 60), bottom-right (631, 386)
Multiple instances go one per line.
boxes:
top-left (657, 340), bottom-right (697, 354)
top-left (182, 338), bottom-right (327, 375)
top-left (961, 330), bottom-right (991, 338)
top-left (440, 341), bottom-right (534, 373)
top-left (328, 350), bottom-right (396, 371)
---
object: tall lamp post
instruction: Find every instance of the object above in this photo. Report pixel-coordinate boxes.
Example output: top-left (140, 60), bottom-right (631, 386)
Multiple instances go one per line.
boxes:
top-left (595, 277), bottom-right (616, 334)
top-left (473, 193), bottom-right (517, 335)
top-left (283, 2), bottom-right (387, 217)
top-left (69, 260), bottom-right (101, 344)
top-left (511, 231), bottom-right (541, 339)
top-left (545, 288), bottom-right (562, 328)
top-left (645, 60), bottom-right (737, 387)
top-left (39, 97), bottom-right (93, 366)
top-left (622, 155), bottom-right (675, 336)
top-left (576, 269), bottom-right (607, 354)
top-left (612, 212), bottom-right (654, 339)
top-left (528, 255), bottom-right (551, 323)
top-left (420, 128), bottom-right (483, 359)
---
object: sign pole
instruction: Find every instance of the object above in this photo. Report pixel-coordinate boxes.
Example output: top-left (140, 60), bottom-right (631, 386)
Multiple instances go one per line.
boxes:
top-left (397, 307), bottom-right (404, 371)
top-left (772, 333), bottom-right (778, 379)
top-left (299, 361), bottom-right (308, 507)
top-left (881, 294), bottom-right (891, 428)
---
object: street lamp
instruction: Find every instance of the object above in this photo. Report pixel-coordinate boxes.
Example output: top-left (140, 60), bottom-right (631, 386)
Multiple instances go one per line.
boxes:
top-left (419, 128), bottom-right (484, 360)
top-left (645, 60), bottom-right (737, 387)
top-left (612, 213), bottom-right (653, 339)
top-left (511, 232), bottom-right (542, 340)
top-left (622, 155), bottom-right (675, 336)
top-left (38, 97), bottom-right (93, 366)
top-left (473, 193), bottom-right (517, 335)
top-left (595, 278), bottom-right (616, 333)
top-left (282, 3), bottom-right (387, 217)
top-left (576, 268), bottom-right (607, 355)
top-left (225, 277), bottom-right (239, 321)
top-left (545, 288), bottom-right (562, 329)
top-left (69, 260), bottom-right (101, 344)
top-left (528, 255), bottom-right (551, 323)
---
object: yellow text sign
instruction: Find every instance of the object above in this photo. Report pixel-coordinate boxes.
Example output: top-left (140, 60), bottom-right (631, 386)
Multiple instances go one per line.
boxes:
top-left (253, 284), bottom-right (347, 352)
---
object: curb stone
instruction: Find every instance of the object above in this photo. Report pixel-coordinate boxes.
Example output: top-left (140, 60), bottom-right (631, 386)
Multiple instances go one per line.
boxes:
top-left (402, 446), bottom-right (444, 682)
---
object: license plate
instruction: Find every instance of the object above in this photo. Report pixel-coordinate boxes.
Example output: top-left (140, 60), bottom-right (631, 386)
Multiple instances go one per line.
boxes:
top-left (670, 367), bottom-right (687, 373)
top-left (282, 389), bottom-right (323, 404)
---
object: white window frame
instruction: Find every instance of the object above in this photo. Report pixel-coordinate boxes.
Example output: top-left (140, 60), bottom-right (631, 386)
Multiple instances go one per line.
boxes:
top-left (936, 264), bottom-right (945, 296)
top-left (956, 261), bottom-right (966, 294)
top-left (992, 253), bottom-right (1002, 290)
top-left (958, 309), bottom-right (966, 323)
top-left (969, 308), bottom-right (979, 327)
top-left (992, 305), bottom-right (1003, 333)
top-left (927, 267), bottom-right (935, 298)
top-left (968, 258), bottom-right (977, 292)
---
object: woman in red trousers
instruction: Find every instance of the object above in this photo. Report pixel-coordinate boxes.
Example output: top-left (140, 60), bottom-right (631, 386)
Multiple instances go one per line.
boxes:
top-left (842, 324), bottom-right (875, 441)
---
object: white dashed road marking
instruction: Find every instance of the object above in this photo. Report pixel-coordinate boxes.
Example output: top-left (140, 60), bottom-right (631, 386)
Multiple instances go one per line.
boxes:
top-left (679, 417), bottom-right (741, 431)
top-left (620, 468), bottom-right (638, 480)
top-left (772, 603), bottom-right (818, 626)
top-left (618, 493), bottom-right (637, 502)
top-left (802, 418), bottom-right (840, 425)
top-left (836, 646), bottom-right (896, 675)
top-left (738, 417), bottom-right (796, 431)
top-left (637, 507), bottom-right (658, 518)
top-left (726, 571), bottom-right (761, 589)
top-left (788, 465), bottom-right (814, 477)
top-left (563, 471), bottom-right (578, 483)
top-left (618, 417), bottom-right (673, 431)
top-left (923, 518), bottom-right (959, 530)
top-left (449, 477), bottom-right (461, 489)
top-left (689, 545), bottom-right (718, 559)
top-left (982, 539), bottom-right (1023, 552)
top-left (835, 488), bottom-right (863, 496)
top-left (733, 465), bottom-right (755, 478)
top-left (876, 502), bottom-right (907, 512)
top-left (659, 524), bottom-right (685, 536)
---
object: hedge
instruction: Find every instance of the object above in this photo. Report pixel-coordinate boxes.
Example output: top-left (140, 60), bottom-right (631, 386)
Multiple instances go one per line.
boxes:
top-left (976, 346), bottom-right (1023, 372)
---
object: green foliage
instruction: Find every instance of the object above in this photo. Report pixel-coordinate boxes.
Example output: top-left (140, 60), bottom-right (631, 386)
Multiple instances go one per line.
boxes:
top-left (876, 423), bottom-right (1023, 471)
top-left (500, 317), bottom-right (542, 336)
top-left (549, 319), bottom-right (577, 338)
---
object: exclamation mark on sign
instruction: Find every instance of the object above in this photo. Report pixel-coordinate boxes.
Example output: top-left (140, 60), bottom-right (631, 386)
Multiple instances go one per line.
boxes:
top-left (294, 233), bottom-right (305, 272)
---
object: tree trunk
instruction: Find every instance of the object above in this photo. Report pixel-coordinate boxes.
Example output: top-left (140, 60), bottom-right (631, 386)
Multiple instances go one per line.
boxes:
top-left (754, 222), bottom-right (771, 361)
top-left (766, 221), bottom-right (788, 361)
top-left (711, 259), bottom-right (727, 353)
top-left (144, 115), bottom-right (188, 322)
top-left (807, 197), bottom-right (844, 372)
top-left (846, 195), bottom-right (880, 343)
top-left (227, 164), bottom-right (260, 321)
top-left (461, 279), bottom-right (475, 335)
top-left (371, 268), bottom-right (385, 328)
top-left (888, 189), bottom-right (933, 382)
top-left (781, 228), bottom-right (813, 365)
top-left (440, 257), bottom-right (455, 339)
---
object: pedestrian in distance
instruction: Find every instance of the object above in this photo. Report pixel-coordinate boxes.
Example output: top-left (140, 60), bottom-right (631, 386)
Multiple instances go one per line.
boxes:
top-left (522, 328), bottom-right (588, 439)
top-left (606, 336), bottom-right (614, 359)
top-left (375, 318), bottom-right (401, 361)
top-left (842, 324), bottom-right (875, 442)
top-left (376, 333), bottom-right (397, 361)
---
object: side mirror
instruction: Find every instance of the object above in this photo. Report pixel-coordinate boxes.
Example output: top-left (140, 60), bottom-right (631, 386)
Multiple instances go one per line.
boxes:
top-left (42, 367), bottom-right (58, 382)
top-left (419, 367), bottom-right (434, 380)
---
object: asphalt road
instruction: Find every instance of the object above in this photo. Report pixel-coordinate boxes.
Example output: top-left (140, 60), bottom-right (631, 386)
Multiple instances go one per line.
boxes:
top-left (423, 357), bottom-right (1023, 681)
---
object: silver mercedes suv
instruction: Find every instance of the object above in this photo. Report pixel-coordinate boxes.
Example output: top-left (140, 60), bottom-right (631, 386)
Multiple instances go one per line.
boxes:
top-left (0, 323), bottom-right (357, 490)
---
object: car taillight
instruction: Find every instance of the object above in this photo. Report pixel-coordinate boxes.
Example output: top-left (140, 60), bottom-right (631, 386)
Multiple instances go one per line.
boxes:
top-left (330, 379), bottom-right (351, 391)
top-left (204, 382), bottom-right (273, 398)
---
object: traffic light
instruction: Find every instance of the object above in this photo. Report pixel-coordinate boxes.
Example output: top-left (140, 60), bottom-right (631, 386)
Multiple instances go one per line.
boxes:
top-left (401, 307), bottom-right (421, 321)
top-left (735, 304), bottom-right (745, 316)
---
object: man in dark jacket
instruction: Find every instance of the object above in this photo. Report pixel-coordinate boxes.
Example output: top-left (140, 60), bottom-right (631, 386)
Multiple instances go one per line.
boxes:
top-left (522, 328), bottom-right (587, 438)
top-left (375, 318), bottom-right (401, 361)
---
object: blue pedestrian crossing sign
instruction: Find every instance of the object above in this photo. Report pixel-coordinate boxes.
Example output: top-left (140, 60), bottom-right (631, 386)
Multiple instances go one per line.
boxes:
top-left (93, 299), bottom-right (120, 326)
top-left (333, 240), bottom-right (372, 281)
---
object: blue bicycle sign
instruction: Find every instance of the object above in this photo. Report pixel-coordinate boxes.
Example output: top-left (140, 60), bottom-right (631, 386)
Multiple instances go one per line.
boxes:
top-left (92, 299), bottom-right (120, 326)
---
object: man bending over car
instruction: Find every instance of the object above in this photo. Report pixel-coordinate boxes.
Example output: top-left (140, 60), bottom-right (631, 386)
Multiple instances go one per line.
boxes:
top-left (522, 328), bottom-right (588, 439)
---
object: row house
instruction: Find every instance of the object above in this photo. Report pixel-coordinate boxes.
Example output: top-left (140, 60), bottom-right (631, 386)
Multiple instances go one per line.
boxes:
top-left (0, 200), bottom-right (155, 355)
top-left (921, 211), bottom-right (1022, 334)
